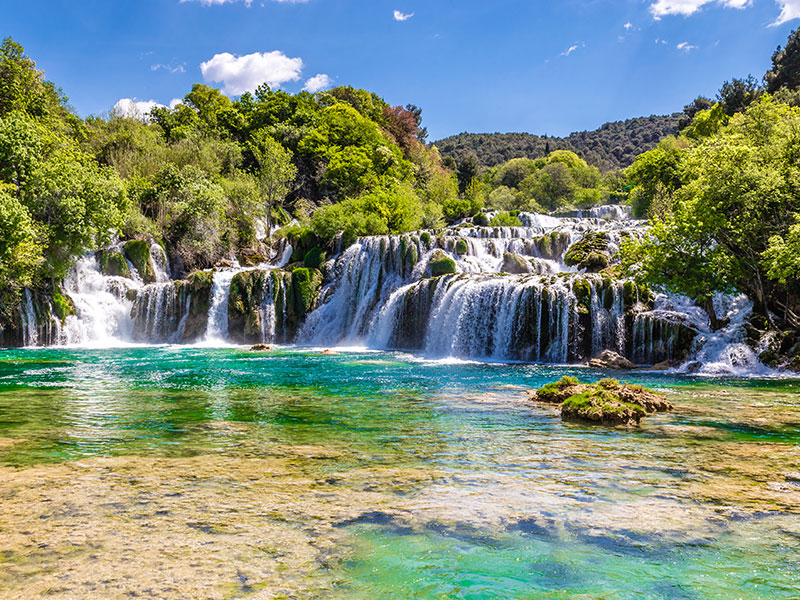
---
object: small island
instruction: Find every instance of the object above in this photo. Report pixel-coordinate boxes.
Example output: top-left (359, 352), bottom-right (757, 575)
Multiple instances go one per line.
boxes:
top-left (531, 376), bottom-right (672, 425)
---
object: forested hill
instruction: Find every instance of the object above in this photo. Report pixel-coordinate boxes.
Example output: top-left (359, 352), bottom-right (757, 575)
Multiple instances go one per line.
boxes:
top-left (435, 114), bottom-right (681, 172)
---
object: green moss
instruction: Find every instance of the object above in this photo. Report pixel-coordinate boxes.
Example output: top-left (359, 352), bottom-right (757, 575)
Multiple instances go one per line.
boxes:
top-left (51, 291), bottom-right (75, 322)
top-left (455, 239), bottom-right (469, 255)
top-left (597, 378), bottom-right (620, 389)
top-left (97, 250), bottom-right (131, 278)
top-left (572, 279), bottom-right (592, 315)
top-left (291, 268), bottom-right (322, 316)
top-left (405, 243), bottom-right (419, 269)
top-left (472, 213), bottom-right (489, 227)
top-left (430, 250), bottom-right (457, 277)
top-left (303, 247), bottom-right (326, 270)
top-left (564, 233), bottom-right (610, 273)
top-left (420, 232), bottom-right (431, 247)
top-left (123, 240), bottom-right (156, 283)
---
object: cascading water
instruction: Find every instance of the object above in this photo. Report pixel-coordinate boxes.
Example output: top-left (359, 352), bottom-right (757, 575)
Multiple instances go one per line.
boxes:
top-left (205, 270), bottom-right (238, 343)
top-left (60, 255), bottom-right (140, 346)
top-left (8, 204), bottom-right (778, 374)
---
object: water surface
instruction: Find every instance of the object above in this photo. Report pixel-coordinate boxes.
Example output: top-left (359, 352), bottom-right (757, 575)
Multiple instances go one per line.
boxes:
top-left (0, 347), bottom-right (798, 599)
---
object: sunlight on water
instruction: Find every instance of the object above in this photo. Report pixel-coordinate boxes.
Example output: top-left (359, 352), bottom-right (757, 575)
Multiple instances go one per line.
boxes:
top-left (0, 347), bottom-right (798, 598)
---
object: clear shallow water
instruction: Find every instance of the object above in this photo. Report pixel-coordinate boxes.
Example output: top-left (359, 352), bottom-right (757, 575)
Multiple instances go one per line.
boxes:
top-left (0, 347), bottom-right (799, 599)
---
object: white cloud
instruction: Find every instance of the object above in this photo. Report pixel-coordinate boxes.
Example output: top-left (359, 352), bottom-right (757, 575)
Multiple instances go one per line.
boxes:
top-left (112, 98), bottom-right (165, 120)
top-left (773, 0), bottom-right (800, 25)
top-left (624, 21), bottom-right (633, 29)
top-left (677, 41), bottom-right (698, 51)
top-left (650, 0), bottom-right (750, 19)
top-left (151, 63), bottom-right (186, 74)
top-left (200, 51), bottom-right (303, 95)
top-left (393, 10), bottom-right (414, 21)
top-left (303, 73), bottom-right (333, 93)
top-left (561, 44), bottom-right (581, 56)
top-left (169, 98), bottom-right (184, 109)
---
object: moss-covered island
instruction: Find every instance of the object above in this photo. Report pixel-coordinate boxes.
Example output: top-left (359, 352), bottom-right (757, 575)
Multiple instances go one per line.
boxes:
top-left (530, 376), bottom-right (672, 425)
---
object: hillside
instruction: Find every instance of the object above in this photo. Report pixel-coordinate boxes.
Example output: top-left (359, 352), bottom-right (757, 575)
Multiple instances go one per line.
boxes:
top-left (435, 114), bottom-right (682, 172)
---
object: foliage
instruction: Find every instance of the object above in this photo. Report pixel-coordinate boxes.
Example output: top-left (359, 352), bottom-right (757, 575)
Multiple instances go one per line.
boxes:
top-left (489, 212), bottom-right (522, 227)
top-left (0, 187), bottom-right (43, 317)
top-left (436, 115), bottom-right (681, 172)
top-left (622, 97), bottom-right (800, 325)
top-left (762, 218), bottom-right (800, 284)
top-left (765, 26), bottom-right (800, 93)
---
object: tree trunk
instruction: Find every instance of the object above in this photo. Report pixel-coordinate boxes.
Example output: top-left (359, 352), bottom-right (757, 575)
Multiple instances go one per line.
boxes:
top-left (704, 297), bottom-right (722, 331)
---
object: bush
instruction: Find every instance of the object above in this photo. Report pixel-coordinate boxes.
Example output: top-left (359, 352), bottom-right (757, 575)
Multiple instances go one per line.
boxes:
top-left (489, 212), bottom-right (522, 227)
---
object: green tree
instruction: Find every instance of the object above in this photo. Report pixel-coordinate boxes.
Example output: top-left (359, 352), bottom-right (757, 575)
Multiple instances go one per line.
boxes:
top-left (248, 129), bottom-right (297, 233)
top-left (765, 26), bottom-right (800, 93)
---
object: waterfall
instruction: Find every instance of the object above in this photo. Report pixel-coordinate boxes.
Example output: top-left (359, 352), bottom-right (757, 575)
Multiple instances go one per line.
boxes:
top-left (20, 289), bottom-right (39, 347)
top-left (61, 255), bottom-right (139, 346)
top-left (205, 270), bottom-right (237, 343)
top-left (150, 242), bottom-right (171, 282)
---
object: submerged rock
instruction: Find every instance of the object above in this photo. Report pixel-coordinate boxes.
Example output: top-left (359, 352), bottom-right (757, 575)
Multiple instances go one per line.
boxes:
top-left (588, 350), bottom-right (637, 370)
top-left (530, 376), bottom-right (671, 426)
top-left (250, 344), bottom-right (272, 351)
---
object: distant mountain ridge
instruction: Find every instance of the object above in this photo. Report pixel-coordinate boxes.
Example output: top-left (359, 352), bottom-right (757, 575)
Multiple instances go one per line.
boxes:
top-left (435, 113), bottom-right (682, 172)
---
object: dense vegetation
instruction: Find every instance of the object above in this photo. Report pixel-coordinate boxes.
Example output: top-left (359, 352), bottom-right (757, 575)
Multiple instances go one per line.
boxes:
top-left (621, 26), bottom-right (800, 334)
top-left (435, 115), bottom-right (681, 172)
top-left (0, 37), bottom-right (457, 320)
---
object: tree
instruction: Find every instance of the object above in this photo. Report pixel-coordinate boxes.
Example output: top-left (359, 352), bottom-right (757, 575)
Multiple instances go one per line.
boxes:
top-left (716, 76), bottom-right (762, 116)
top-left (623, 97), bottom-right (800, 326)
top-left (765, 26), bottom-right (800, 93)
top-left (679, 96), bottom-right (714, 129)
top-left (0, 186), bottom-right (43, 318)
top-left (248, 129), bottom-right (297, 233)
top-left (625, 136), bottom-right (689, 217)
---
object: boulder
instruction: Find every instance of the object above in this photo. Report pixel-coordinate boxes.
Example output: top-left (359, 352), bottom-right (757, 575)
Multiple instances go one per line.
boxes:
top-left (564, 232), bottom-right (611, 273)
top-left (501, 252), bottom-right (532, 274)
top-left (430, 250), bottom-right (457, 277)
top-left (96, 249), bottom-right (131, 279)
top-left (250, 344), bottom-right (272, 351)
top-left (588, 350), bottom-right (636, 370)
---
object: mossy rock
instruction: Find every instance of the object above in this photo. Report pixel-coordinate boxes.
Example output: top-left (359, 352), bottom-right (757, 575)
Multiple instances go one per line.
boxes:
top-left (455, 239), bottom-right (469, 256)
top-left (572, 279), bottom-right (592, 315)
top-left (564, 233), bottom-right (611, 273)
top-left (97, 250), bottom-right (131, 279)
top-left (429, 250), bottom-right (457, 277)
top-left (420, 232), bottom-right (431, 247)
top-left (561, 392), bottom-right (647, 426)
top-left (501, 252), bottom-right (531, 275)
top-left (472, 213), bottom-right (489, 227)
top-left (51, 290), bottom-right (76, 322)
top-left (531, 376), bottom-right (670, 426)
top-left (291, 268), bottom-right (322, 317)
top-left (123, 240), bottom-right (156, 283)
top-left (303, 247), bottom-right (327, 269)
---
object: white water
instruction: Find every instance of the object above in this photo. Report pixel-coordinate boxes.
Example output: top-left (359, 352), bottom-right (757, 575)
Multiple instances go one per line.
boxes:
top-left (9, 207), bottom-right (778, 375)
top-left (204, 270), bottom-right (238, 344)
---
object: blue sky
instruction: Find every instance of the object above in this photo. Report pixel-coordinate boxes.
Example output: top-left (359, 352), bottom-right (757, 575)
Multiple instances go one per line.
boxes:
top-left (5, 0), bottom-right (800, 139)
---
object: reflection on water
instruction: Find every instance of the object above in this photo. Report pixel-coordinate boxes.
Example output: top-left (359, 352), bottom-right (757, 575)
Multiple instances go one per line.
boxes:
top-left (0, 347), bottom-right (798, 599)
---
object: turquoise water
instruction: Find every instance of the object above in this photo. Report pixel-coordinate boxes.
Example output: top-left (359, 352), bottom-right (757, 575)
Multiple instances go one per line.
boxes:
top-left (0, 347), bottom-right (799, 599)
